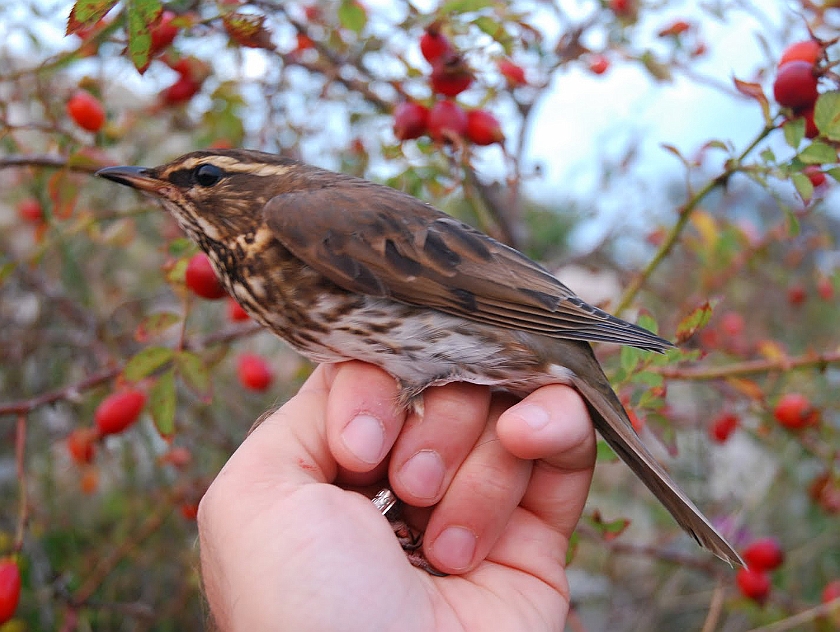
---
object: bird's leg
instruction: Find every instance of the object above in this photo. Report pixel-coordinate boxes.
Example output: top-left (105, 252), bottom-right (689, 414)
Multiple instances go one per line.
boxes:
top-left (371, 488), bottom-right (447, 577)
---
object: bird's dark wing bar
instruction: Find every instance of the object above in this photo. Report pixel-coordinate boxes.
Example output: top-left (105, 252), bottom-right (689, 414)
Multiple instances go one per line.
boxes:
top-left (264, 179), bottom-right (672, 351)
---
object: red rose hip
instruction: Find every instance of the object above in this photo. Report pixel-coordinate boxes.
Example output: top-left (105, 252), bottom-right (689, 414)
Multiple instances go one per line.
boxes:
top-left (709, 412), bottom-right (739, 444)
top-left (773, 393), bottom-right (817, 429)
top-left (393, 102), bottom-right (429, 140)
top-left (428, 100), bottom-right (468, 142)
top-left (237, 353), bottom-right (274, 391)
top-left (430, 56), bottom-right (473, 97)
top-left (185, 253), bottom-right (227, 299)
top-left (17, 198), bottom-right (44, 223)
top-left (773, 61), bottom-right (819, 109)
top-left (95, 389), bottom-right (147, 436)
top-left (742, 537), bottom-right (784, 571)
top-left (588, 54), bottom-right (610, 75)
top-left (466, 109), bottom-right (504, 146)
top-left (498, 59), bottom-right (526, 86)
top-left (736, 567), bottom-right (771, 604)
top-left (420, 27), bottom-right (452, 64)
top-left (150, 10), bottom-right (179, 54)
top-left (67, 90), bottom-right (105, 132)
top-left (67, 427), bottom-right (98, 464)
top-left (779, 40), bottom-right (821, 67)
top-left (0, 559), bottom-right (21, 624)
top-left (227, 297), bottom-right (251, 322)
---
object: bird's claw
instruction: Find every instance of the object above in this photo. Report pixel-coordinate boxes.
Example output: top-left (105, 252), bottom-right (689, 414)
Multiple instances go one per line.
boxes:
top-left (372, 488), bottom-right (447, 577)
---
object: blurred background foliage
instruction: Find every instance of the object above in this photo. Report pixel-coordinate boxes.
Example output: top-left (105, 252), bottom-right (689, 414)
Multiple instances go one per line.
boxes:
top-left (1, 0), bottom-right (840, 629)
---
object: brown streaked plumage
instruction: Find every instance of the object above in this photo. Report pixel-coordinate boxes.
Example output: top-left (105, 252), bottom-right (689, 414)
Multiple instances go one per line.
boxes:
top-left (97, 149), bottom-right (743, 567)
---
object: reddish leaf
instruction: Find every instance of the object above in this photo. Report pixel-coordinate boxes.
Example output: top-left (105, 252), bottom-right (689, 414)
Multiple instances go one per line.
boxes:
top-left (675, 298), bottom-right (719, 343)
top-left (67, 0), bottom-right (118, 36)
top-left (733, 77), bottom-right (766, 103)
top-left (222, 12), bottom-right (273, 49)
top-left (588, 510), bottom-right (631, 541)
top-left (733, 77), bottom-right (770, 123)
top-left (135, 312), bottom-right (181, 342)
top-left (725, 377), bottom-right (765, 402)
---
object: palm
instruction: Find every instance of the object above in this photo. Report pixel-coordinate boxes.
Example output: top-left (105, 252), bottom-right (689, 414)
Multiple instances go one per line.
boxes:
top-left (273, 485), bottom-right (569, 632)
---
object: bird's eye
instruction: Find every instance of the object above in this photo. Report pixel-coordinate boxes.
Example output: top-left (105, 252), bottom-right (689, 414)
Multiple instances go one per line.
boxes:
top-left (194, 164), bottom-right (223, 187)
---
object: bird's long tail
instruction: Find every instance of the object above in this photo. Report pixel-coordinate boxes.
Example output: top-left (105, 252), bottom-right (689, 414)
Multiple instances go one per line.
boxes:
top-left (556, 343), bottom-right (743, 566)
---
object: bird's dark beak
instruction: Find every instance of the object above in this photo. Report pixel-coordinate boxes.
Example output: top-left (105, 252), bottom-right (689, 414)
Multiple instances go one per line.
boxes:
top-left (96, 165), bottom-right (163, 194)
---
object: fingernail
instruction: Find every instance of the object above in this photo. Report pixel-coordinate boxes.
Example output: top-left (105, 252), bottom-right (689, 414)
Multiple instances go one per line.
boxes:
top-left (431, 526), bottom-right (477, 571)
top-left (515, 403), bottom-right (550, 430)
top-left (341, 414), bottom-right (385, 464)
top-left (398, 450), bottom-right (445, 500)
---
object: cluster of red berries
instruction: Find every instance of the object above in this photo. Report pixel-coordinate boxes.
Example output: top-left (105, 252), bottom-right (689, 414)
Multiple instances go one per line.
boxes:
top-left (774, 39), bottom-right (824, 138)
top-left (146, 8), bottom-right (206, 105)
top-left (709, 391), bottom-right (819, 445)
top-left (392, 23), bottom-right (507, 147)
top-left (160, 54), bottom-right (210, 107)
top-left (736, 537), bottom-right (784, 604)
top-left (184, 253), bottom-right (274, 391)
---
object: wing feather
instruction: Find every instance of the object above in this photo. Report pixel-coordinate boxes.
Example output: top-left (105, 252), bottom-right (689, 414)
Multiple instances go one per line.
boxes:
top-left (264, 176), bottom-right (671, 351)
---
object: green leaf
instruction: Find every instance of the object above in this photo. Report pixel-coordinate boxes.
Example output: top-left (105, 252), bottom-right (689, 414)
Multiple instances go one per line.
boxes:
top-left (338, 0), bottom-right (367, 33)
top-left (439, 0), bottom-right (494, 12)
top-left (125, 0), bottom-right (161, 73)
top-left (474, 15), bottom-right (510, 46)
top-left (565, 531), bottom-right (579, 566)
top-left (175, 351), bottom-right (212, 402)
top-left (813, 91), bottom-right (840, 141)
top-left (675, 298), bottom-right (719, 343)
top-left (640, 51), bottom-right (672, 82)
top-left (0, 261), bottom-right (17, 285)
top-left (636, 313), bottom-right (659, 336)
top-left (797, 141), bottom-right (837, 164)
top-left (783, 116), bottom-right (805, 149)
top-left (632, 370), bottom-right (664, 388)
top-left (596, 440), bottom-right (618, 463)
top-left (149, 369), bottom-right (177, 437)
top-left (826, 167), bottom-right (840, 182)
top-left (785, 207), bottom-right (801, 236)
top-left (791, 172), bottom-right (814, 202)
top-left (124, 346), bottom-right (174, 381)
top-left (66, 0), bottom-right (119, 35)
top-left (168, 238), bottom-right (193, 256)
top-left (620, 345), bottom-right (641, 374)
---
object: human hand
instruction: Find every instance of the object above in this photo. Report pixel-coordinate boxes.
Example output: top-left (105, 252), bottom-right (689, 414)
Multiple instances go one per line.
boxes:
top-left (198, 361), bottom-right (595, 631)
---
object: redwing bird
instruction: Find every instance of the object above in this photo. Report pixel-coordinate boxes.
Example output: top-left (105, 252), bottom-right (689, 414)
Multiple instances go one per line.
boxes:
top-left (97, 150), bottom-right (742, 567)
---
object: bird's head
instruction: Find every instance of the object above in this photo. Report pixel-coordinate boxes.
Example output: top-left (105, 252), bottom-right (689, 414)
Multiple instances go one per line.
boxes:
top-left (96, 149), bottom-right (303, 244)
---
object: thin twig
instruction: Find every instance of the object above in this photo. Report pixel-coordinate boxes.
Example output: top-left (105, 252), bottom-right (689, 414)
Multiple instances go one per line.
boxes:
top-left (700, 580), bottom-right (727, 632)
top-left (71, 499), bottom-right (173, 606)
top-left (0, 367), bottom-right (120, 418)
top-left (746, 596), bottom-right (840, 632)
top-left (0, 322), bottom-right (262, 418)
top-left (0, 154), bottom-right (105, 173)
top-left (14, 414), bottom-right (29, 552)
top-left (615, 124), bottom-right (775, 316)
top-left (577, 524), bottom-right (726, 577)
top-left (654, 349), bottom-right (840, 381)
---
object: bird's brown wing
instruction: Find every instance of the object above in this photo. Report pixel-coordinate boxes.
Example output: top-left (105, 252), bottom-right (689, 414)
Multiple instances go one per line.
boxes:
top-left (264, 178), bottom-right (670, 351)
